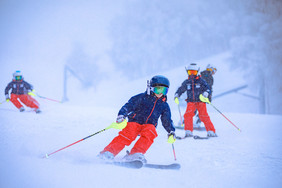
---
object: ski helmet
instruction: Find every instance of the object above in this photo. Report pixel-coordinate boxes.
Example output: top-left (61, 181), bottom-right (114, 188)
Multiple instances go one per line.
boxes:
top-left (150, 75), bottom-right (170, 95)
top-left (185, 63), bottom-right (199, 75)
top-left (206, 64), bottom-right (217, 74)
top-left (13, 70), bottom-right (23, 81)
top-left (150, 75), bottom-right (170, 88)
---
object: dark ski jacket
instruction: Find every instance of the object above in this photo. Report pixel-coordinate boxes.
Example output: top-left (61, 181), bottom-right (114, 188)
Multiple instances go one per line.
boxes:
top-left (200, 70), bottom-right (214, 90)
top-left (5, 80), bottom-right (33, 96)
top-left (175, 75), bottom-right (211, 103)
top-left (118, 91), bottom-right (175, 133)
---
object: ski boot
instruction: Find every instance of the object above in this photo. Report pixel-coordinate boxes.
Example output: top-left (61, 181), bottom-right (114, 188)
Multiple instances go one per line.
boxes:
top-left (98, 151), bottom-right (114, 160)
top-left (185, 130), bottom-right (193, 137)
top-left (35, 108), bottom-right (41, 114)
top-left (123, 151), bottom-right (147, 164)
top-left (207, 131), bottom-right (218, 137)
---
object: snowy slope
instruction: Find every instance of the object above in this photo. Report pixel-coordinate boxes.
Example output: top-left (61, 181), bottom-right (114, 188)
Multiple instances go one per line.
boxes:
top-left (1, 53), bottom-right (282, 188)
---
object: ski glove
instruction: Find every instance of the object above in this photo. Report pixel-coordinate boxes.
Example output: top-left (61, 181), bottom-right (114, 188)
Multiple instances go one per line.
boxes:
top-left (167, 131), bottom-right (176, 144)
top-left (109, 119), bottom-right (128, 130)
top-left (174, 94), bottom-right (180, 105)
top-left (199, 94), bottom-right (210, 104)
top-left (116, 115), bottom-right (125, 123)
top-left (5, 94), bottom-right (10, 102)
top-left (174, 97), bottom-right (179, 105)
top-left (28, 89), bottom-right (36, 96)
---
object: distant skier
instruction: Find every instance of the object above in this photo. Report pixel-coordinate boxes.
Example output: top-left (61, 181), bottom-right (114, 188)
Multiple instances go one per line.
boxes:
top-left (4, 71), bottom-right (41, 113)
top-left (200, 64), bottom-right (217, 102)
top-left (194, 64), bottom-right (217, 126)
top-left (98, 75), bottom-right (176, 163)
top-left (174, 63), bottom-right (217, 137)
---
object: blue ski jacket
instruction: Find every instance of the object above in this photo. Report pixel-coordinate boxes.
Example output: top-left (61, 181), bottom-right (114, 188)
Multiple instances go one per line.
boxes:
top-left (175, 75), bottom-right (211, 103)
top-left (5, 80), bottom-right (33, 96)
top-left (118, 91), bottom-right (175, 133)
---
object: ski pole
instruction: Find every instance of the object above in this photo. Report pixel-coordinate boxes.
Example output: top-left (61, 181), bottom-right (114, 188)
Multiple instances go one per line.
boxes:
top-left (44, 121), bottom-right (127, 158)
top-left (177, 104), bottom-right (184, 127)
top-left (172, 143), bottom-right (177, 161)
top-left (209, 103), bottom-right (241, 132)
top-left (175, 97), bottom-right (184, 127)
top-left (36, 93), bottom-right (62, 103)
top-left (199, 94), bottom-right (241, 132)
top-left (0, 100), bottom-right (6, 104)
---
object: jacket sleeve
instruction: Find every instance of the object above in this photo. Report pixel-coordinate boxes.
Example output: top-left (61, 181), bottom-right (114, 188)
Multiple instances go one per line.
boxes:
top-left (160, 103), bottom-right (175, 133)
top-left (23, 81), bottom-right (33, 91)
top-left (118, 93), bottom-right (143, 117)
top-left (200, 78), bottom-right (211, 94)
top-left (4, 82), bottom-right (12, 96)
top-left (175, 80), bottom-right (187, 97)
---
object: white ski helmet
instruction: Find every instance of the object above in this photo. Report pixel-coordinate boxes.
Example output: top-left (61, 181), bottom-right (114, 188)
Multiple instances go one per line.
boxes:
top-left (13, 70), bottom-right (23, 80)
top-left (206, 64), bottom-right (217, 74)
top-left (185, 63), bottom-right (200, 71)
top-left (185, 63), bottom-right (200, 75)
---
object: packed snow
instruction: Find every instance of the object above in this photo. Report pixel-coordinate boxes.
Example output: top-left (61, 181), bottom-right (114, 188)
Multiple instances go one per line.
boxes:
top-left (1, 53), bottom-right (281, 188)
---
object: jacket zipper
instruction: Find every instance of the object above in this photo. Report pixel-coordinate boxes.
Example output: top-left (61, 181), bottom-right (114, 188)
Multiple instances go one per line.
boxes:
top-left (145, 98), bottom-right (158, 124)
top-left (192, 78), bottom-right (195, 101)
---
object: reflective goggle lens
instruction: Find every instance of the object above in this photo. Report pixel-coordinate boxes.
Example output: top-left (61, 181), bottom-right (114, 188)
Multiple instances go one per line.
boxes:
top-left (207, 67), bottom-right (217, 74)
top-left (187, 70), bottom-right (198, 75)
top-left (15, 76), bottom-right (22, 80)
top-left (153, 86), bottom-right (168, 95)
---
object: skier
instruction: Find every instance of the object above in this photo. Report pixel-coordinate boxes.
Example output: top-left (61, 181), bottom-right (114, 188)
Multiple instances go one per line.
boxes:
top-left (4, 71), bottom-right (41, 113)
top-left (174, 63), bottom-right (217, 137)
top-left (200, 64), bottom-right (217, 102)
top-left (194, 64), bottom-right (217, 126)
top-left (98, 75), bottom-right (176, 163)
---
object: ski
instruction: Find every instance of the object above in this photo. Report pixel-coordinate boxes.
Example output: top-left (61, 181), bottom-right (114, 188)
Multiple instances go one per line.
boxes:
top-left (112, 160), bottom-right (143, 169)
top-left (176, 135), bottom-right (193, 140)
top-left (193, 135), bottom-right (209, 139)
top-left (144, 163), bottom-right (181, 170)
top-left (176, 135), bottom-right (209, 140)
top-left (110, 160), bottom-right (181, 170)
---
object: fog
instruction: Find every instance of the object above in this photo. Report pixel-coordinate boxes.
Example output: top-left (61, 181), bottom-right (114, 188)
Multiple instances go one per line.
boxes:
top-left (0, 0), bottom-right (281, 114)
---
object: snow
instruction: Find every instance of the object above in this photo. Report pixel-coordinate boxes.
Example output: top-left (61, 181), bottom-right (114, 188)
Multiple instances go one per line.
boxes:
top-left (1, 53), bottom-right (282, 188)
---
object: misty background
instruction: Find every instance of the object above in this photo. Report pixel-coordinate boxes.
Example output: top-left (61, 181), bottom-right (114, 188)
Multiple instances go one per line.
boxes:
top-left (0, 0), bottom-right (281, 115)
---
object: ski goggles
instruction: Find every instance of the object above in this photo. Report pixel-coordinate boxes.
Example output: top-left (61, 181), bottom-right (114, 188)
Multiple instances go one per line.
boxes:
top-left (15, 76), bottom-right (22, 80)
top-left (187, 70), bottom-right (198, 75)
top-left (207, 67), bottom-right (217, 74)
top-left (153, 86), bottom-right (168, 95)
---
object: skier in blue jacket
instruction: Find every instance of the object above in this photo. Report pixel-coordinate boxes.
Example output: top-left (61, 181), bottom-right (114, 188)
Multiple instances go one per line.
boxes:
top-left (174, 63), bottom-right (217, 137)
top-left (99, 75), bottom-right (176, 163)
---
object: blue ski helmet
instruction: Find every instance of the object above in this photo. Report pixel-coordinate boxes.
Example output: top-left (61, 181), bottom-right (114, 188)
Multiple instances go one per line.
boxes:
top-left (150, 75), bottom-right (170, 88)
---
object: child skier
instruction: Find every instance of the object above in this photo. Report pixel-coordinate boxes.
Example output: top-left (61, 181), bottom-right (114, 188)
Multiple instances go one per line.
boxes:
top-left (4, 71), bottom-right (41, 113)
top-left (174, 63), bottom-right (217, 137)
top-left (194, 64), bottom-right (217, 126)
top-left (200, 64), bottom-right (217, 102)
top-left (99, 75), bottom-right (176, 163)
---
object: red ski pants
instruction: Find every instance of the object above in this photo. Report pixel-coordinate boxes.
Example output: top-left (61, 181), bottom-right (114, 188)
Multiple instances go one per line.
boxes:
top-left (10, 94), bottom-right (40, 109)
top-left (101, 122), bottom-right (158, 156)
top-left (184, 102), bottom-right (215, 132)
